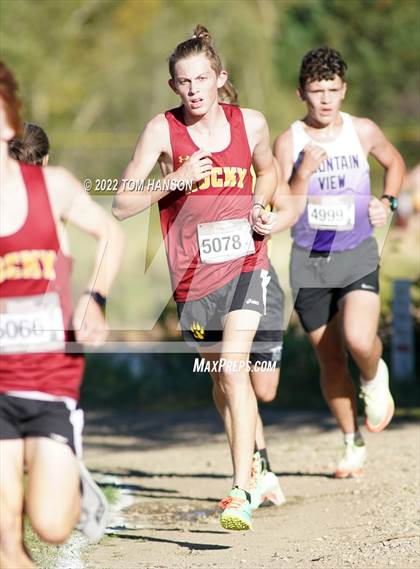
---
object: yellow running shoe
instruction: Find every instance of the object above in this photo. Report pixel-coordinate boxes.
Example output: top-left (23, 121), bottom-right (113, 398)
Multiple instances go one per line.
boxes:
top-left (219, 487), bottom-right (252, 531)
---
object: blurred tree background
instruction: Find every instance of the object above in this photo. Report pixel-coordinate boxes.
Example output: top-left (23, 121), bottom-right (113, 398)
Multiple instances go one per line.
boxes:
top-left (2, 0), bottom-right (418, 173)
top-left (1, 0), bottom-right (419, 410)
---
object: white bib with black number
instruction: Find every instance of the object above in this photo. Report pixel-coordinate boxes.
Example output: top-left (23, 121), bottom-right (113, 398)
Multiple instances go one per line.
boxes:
top-left (307, 195), bottom-right (355, 231)
top-left (0, 292), bottom-right (65, 354)
top-left (197, 218), bottom-right (255, 264)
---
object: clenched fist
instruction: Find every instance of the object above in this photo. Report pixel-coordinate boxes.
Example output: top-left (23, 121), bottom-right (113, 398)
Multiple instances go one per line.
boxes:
top-left (174, 149), bottom-right (213, 184)
top-left (251, 205), bottom-right (276, 236)
top-left (369, 196), bottom-right (392, 227)
top-left (298, 143), bottom-right (328, 178)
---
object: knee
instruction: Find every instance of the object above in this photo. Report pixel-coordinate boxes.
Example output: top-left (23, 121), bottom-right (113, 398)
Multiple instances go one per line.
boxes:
top-left (253, 372), bottom-right (280, 403)
top-left (255, 387), bottom-right (277, 403)
top-left (219, 366), bottom-right (249, 394)
top-left (219, 370), bottom-right (238, 391)
top-left (30, 516), bottom-right (74, 544)
top-left (346, 333), bottom-right (375, 361)
top-left (29, 500), bottom-right (79, 544)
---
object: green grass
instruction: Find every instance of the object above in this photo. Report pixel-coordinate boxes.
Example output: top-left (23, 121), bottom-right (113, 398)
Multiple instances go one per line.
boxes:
top-left (22, 482), bottom-right (116, 567)
top-left (394, 407), bottom-right (420, 420)
top-left (102, 484), bottom-right (120, 505)
top-left (24, 519), bottom-right (60, 569)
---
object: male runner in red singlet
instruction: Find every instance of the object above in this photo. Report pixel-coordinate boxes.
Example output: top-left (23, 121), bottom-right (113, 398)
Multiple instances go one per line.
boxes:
top-left (0, 62), bottom-right (124, 569)
top-left (217, 84), bottom-right (297, 510)
top-left (274, 48), bottom-right (405, 478)
top-left (113, 26), bottom-right (278, 530)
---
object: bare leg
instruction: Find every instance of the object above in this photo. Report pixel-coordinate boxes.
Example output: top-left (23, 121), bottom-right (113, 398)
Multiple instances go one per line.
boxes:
top-left (340, 291), bottom-right (382, 380)
top-left (208, 365), bottom-right (233, 442)
top-left (308, 314), bottom-right (359, 434)
top-left (0, 439), bottom-right (34, 569)
top-left (250, 367), bottom-right (280, 450)
top-left (219, 309), bottom-right (260, 491)
top-left (25, 438), bottom-right (81, 544)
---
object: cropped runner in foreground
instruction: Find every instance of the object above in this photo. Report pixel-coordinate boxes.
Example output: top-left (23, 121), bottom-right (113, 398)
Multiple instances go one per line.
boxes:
top-left (274, 47), bottom-right (405, 478)
top-left (8, 121), bottom-right (118, 542)
top-left (113, 26), bottom-right (278, 530)
top-left (0, 63), bottom-right (124, 569)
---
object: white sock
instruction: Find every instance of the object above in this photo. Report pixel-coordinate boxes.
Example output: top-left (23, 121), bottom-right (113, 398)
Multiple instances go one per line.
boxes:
top-left (361, 374), bottom-right (382, 391)
top-left (344, 432), bottom-right (355, 445)
top-left (344, 431), bottom-right (364, 446)
top-left (361, 360), bottom-right (383, 390)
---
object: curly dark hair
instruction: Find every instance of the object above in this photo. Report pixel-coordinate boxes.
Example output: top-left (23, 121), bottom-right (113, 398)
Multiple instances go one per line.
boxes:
top-left (299, 47), bottom-right (347, 89)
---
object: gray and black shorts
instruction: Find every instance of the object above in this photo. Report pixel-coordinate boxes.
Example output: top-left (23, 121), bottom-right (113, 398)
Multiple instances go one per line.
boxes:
top-left (290, 237), bottom-right (380, 333)
top-left (177, 265), bottom-right (284, 367)
top-left (177, 269), bottom-right (268, 346)
top-left (250, 264), bottom-right (284, 368)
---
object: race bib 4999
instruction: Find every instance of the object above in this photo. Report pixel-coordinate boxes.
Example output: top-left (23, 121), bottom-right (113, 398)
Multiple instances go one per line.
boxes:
top-left (307, 195), bottom-right (355, 231)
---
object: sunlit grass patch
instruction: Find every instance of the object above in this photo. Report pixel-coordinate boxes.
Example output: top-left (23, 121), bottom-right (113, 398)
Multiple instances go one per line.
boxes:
top-left (24, 518), bottom-right (60, 569)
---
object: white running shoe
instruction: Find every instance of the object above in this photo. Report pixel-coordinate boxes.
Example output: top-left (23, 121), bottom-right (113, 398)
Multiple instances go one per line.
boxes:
top-left (258, 470), bottom-right (286, 506)
top-left (335, 441), bottom-right (367, 479)
top-left (249, 451), bottom-right (286, 510)
top-left (77, 462), bottom-right (108, 540)
top-left (360, 359), bottom-right (395, 433)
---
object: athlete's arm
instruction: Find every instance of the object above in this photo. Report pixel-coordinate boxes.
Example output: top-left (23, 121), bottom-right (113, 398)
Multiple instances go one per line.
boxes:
top-left (112, 115), bottom-right (213, 220)
top-left (269, 158), bottom-right (299, 234)
top-left (112, 115), bottom-right (177, 220)
top-left (45, 166), bottom-right (125, 345)
top-left (273, 129), bottom-right (327, 216)
top-left (354, 117), bottom-right (406, 227)
top-left (242, 109), bottom-right (277, 235)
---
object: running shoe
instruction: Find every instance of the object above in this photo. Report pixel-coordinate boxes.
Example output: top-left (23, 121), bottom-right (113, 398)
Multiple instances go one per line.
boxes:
top-left (77, 461), bottom-right (108, 540)
top-left (258, 470), bottom-right (286, 506)
top-left (250, 451), bottom-right (286, 510)
top-left (360, 359), bottom-right (395, 433)
top-left (335, 440), bottom-right (367, 478)
top-left (219, 487), bottom-right (252, 531)
top-left (249, 451), bottom-right (263, 509)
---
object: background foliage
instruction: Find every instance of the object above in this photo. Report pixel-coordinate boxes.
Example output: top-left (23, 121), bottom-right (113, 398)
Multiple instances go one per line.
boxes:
top-left (1, 0), bottom-right (419, 409)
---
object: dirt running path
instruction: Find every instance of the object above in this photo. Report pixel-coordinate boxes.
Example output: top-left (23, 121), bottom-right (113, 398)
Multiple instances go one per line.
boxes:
top-left (81, 409), bottom-right (419, 569)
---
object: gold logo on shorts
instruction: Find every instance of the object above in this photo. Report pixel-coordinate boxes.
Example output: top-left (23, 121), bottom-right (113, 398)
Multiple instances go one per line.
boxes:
top-left (191, 321), bottom-right (205, 340)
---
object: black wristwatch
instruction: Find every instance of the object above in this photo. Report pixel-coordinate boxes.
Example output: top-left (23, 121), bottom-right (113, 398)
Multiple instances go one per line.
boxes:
top-left (84, 290), bottom-right (107, 311)
top-left (381, 194), bottom-right (398, 211)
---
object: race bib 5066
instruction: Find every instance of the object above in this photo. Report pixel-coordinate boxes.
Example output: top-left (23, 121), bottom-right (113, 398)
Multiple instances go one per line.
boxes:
top-left (0, 292), bottom-right (65, 354)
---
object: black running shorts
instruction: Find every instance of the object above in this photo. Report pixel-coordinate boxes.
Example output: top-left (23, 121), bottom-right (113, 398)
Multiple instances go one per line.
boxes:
top-left (0, 394), bottom-right (77, 453)
top-left (291, 238), bottom-right (380, 333)
top-left (177, 269), bottom-right (269, 347)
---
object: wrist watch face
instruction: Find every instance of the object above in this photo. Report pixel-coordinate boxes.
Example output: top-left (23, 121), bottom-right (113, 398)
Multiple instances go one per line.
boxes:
top-left (383, 195), bottom-right (398, 211)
